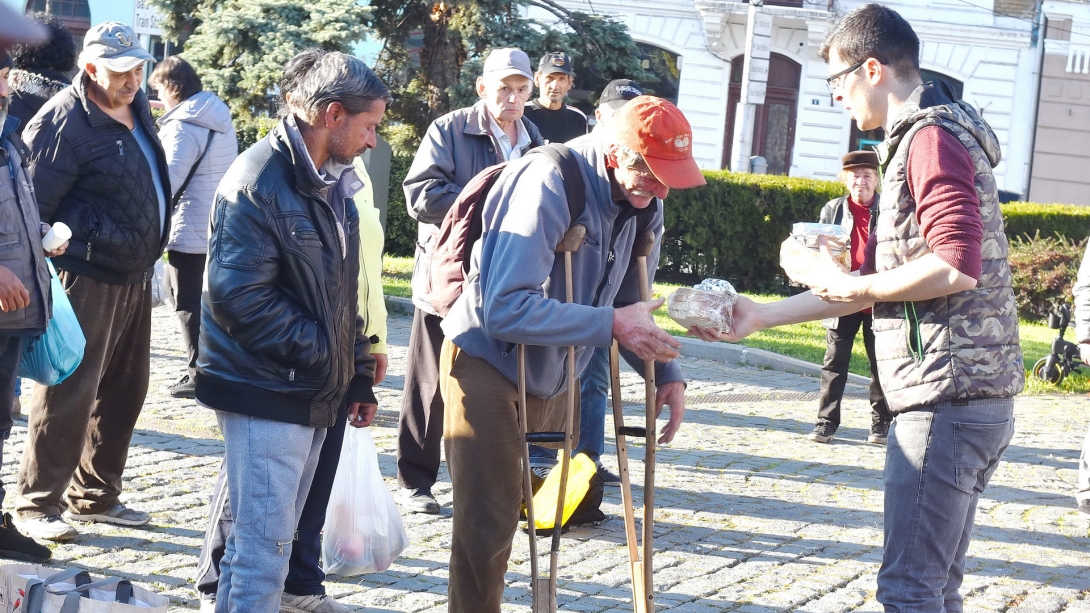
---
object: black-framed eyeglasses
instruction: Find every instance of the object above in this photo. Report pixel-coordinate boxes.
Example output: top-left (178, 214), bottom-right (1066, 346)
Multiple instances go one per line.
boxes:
top-left (826, 60), bottom-right (866, 93)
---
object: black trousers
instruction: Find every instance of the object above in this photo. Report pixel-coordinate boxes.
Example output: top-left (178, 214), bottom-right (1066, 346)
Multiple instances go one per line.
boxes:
top-left (396, 309), bottom-right (445, 490)
top-left (195, 401), bottom-right (349, 598)
top-left (817, 311), bottom-right (892, 428)
top-left (165, 251), bottom-right (206, 379)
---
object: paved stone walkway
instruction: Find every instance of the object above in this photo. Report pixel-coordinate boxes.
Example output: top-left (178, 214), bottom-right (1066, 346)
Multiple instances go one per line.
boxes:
top-left (2, 306), bottom-right (1088, 612)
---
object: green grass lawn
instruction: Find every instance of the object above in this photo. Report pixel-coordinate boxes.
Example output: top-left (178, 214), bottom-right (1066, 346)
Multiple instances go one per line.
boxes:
top-left (382, 256), bottom-right (1087, 394)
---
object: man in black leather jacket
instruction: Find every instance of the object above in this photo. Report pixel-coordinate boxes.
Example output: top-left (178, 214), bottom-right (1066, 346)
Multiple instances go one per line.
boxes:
top-left (194, 51), bottom-right (387, 613)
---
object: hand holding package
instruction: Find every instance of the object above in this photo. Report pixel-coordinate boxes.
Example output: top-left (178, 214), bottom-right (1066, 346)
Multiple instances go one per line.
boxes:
top-left (667, 278), bottom-right (738, 333)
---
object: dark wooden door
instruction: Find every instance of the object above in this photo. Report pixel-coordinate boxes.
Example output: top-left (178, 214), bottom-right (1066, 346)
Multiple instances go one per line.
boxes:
top-left (723, 54), bottom-right (801, 174)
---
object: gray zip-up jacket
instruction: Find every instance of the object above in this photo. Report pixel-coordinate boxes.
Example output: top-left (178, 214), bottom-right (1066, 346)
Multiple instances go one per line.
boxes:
top-left (441, 139), bottom-right (684, 399)
top-left (157, 91), bottom-right (239, 254)
top-left (1073, 241), bottom-right (1090, 343)
top-left (403, 100), bottom-right (543, 315)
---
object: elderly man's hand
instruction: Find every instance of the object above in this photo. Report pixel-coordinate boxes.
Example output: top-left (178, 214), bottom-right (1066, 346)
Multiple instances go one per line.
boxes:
top-left (613, 298), bottom-right (680, 362)
top-left (655, 381), bottom-right (685, 443)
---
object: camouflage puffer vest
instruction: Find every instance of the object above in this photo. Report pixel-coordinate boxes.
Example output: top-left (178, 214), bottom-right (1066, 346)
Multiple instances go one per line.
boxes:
top-left (871, 82), bottom-right (1024, 412)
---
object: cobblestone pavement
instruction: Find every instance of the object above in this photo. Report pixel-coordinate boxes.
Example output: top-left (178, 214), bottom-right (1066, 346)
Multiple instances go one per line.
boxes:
top-left (3, 306), bottom-right (1088, 612)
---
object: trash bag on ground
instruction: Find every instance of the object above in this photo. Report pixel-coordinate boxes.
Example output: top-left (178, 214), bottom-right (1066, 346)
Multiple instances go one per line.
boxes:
top-left (322, 426), bottom-right (410, 576)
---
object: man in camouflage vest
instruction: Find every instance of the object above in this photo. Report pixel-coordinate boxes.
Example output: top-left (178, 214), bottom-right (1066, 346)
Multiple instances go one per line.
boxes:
top-left (693, 4), bottom-right (1023, 611)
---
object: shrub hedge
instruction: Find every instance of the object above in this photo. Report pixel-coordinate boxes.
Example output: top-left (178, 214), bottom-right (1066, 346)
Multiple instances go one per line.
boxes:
top-left (235, 116), bottom-right (279, 152)
top-left (659, 171), bottom-right (845, 292)
top-left (1008, 232), bottom-right (1086, 320)
top-left (380, 161), bottom-right (1090, 305)
top-left (1000, 202), bottom-right (1090, 242)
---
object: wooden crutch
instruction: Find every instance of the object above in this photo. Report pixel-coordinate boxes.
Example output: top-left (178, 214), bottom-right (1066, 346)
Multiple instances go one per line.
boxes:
top-left (610, 229), bottom-right (658, 613)
top-left (518, 224), bottom-right (586, 613)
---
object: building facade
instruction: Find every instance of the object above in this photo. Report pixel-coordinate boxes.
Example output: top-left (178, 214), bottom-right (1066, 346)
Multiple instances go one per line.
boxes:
top-left (538, 0), bottom-right (1042, 198)
top-left (1027, 1), bottom-right (1090, 204)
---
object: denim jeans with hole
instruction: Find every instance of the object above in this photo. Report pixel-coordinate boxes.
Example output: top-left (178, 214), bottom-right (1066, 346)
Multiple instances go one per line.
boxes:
top-left (878, 398), bottom-right (1015, 613)
top-left (214, 412), bottom-right (326, 613)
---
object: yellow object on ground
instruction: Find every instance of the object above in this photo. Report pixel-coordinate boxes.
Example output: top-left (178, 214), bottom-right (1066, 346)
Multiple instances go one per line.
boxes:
top-left (531, 452), bottom-right (597, 530)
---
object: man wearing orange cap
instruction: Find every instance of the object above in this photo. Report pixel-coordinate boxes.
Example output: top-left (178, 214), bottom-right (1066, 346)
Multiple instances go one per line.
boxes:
top-left (439, 95), bottom-right (704, 612)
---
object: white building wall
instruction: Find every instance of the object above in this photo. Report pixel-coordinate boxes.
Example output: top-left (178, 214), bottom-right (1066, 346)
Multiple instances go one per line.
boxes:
top-left (529, 0), bottom-right (1039, 192)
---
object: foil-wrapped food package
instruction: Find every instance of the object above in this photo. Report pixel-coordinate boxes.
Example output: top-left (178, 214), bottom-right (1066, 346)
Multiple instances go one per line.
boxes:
top-left (780, 222), bottom-right (851, 284)
top-left (667, 278), bottom-right (739, 333)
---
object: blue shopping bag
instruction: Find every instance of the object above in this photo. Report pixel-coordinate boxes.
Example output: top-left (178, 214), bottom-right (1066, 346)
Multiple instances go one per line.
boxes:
top-left (19, 260), bottom-right (85, 386)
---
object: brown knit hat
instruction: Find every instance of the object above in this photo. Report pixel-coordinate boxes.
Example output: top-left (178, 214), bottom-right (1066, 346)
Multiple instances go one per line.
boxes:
top-left (841, 150), bottom-right (879, 171)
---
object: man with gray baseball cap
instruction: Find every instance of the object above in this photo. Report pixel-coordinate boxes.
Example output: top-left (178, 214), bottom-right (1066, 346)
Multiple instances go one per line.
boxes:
top-left (396, 47), bottom-right (544, 515)
top-left (16, 22), bottom-right (169, 541)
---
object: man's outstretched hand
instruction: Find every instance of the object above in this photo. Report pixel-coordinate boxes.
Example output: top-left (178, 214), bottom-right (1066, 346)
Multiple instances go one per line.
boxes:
top-left (689, 294), bottom-right (762, 343)
top-left (613, 298), bottom-right (680, 362)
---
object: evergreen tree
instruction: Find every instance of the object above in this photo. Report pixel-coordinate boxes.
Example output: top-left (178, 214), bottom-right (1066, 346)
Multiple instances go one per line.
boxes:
top-left (148, 0), bottom-right (370, 117)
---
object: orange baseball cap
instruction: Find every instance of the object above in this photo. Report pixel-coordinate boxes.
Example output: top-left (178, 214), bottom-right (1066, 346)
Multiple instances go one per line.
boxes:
top-left (613, 96), bottom-right (706, 190)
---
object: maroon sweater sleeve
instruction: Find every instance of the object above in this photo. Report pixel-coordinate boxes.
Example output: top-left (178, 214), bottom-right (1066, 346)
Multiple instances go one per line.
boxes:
top-left (906, 125), bottom-right (984, 280)
top-left (864, 126), bottom-right (985, 277)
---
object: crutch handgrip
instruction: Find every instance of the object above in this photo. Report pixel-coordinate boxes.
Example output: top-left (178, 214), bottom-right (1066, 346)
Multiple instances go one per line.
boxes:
top-left (525, 432), bottom-right (566, 444)
top-left (618, 426), bottom-right (648, 438)
top-left (555, 224), bottom-right (586, 253)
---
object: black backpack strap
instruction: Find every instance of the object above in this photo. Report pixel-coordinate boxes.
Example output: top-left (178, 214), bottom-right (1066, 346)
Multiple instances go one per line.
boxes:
top-left (172, 128), bottom-right (217, 208)
top-left (532, 143), bottom-right (586, 226)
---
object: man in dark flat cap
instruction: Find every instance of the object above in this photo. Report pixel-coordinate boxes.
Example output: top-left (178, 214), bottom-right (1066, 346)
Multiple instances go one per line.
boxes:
top-left (808, 150), bottom-right (892, 445)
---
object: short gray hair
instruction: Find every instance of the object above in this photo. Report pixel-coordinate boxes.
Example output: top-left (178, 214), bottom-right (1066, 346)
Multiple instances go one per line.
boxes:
top-left (614, 143), bottom-right (646, 170)
top-left (290, 52), bottom-right (392, 123)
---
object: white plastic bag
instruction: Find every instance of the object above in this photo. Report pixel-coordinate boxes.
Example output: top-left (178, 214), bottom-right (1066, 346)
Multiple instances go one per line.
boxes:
top-left (321, 427), bottom-right (409, 576)
top-left (667, 279), bottom-right (739, 332)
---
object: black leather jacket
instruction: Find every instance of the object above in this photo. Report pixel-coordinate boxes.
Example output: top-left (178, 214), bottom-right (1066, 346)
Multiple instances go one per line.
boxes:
top-left (194, 120), bottom-right (376, 428)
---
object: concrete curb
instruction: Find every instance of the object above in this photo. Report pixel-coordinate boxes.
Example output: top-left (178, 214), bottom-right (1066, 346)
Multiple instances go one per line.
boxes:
top-left (383, 295), bottom-right (871, 386)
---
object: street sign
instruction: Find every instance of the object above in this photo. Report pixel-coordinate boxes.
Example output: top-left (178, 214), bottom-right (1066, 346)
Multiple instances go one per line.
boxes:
top-left (134, 0), bottom-right (165, 37)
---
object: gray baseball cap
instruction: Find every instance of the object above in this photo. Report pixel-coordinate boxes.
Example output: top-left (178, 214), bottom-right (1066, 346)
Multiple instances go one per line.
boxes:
top-left (79, 22), bottom-right (155, 72)
top-left (482, 48), bottom-right (533, 81)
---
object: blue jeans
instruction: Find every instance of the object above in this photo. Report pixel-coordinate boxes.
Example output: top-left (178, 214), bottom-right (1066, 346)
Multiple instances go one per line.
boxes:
top-left (528, 346), bottom-right (609, 464)
top-left (878, 398), bottom-right (1015, 613)
top-left (214, 412), bottom-right (326, 613)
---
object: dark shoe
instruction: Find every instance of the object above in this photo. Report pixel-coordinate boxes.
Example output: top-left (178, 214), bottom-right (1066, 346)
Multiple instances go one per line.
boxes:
top-left (868, 420), bottom-right (891, 445)
top-left (808, 422), bottom-right (836, 443)
top-left (596, 463), bottom-right (621, 487)
top-left (64, 503), bottom-right (150, 527)
top-left (398, 487), bottom-right (440, 514)
top-left (0, 513), bottom-right (50, 562)
top-left (164, 374), bottom-right (195, 399)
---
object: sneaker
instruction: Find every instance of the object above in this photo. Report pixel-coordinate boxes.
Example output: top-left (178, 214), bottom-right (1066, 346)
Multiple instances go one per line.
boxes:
top-left (17, 515), bottom-right (77, 542)
top-left (198, 597), bottom-right (216, 613)
top-left (280, 593), bottom-right (353, 613)
top-left (0, 513), bottom-right (51, 562)
top-left (596, 463), bottom-right (621, 487)
top-left (868, 420), bottom-right (891, 445)
top-left (398, 487), bottom-right (440, 515)
top-left (63, 503), bottom-right (150, 527)
top-left (808, 422), bottom-right (836, 443)
top-left (164, 374), bottom-right (195, 399)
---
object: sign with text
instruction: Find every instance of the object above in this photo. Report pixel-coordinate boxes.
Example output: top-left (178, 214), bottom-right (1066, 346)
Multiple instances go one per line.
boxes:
top-left (134, 0), bottom-right (165, 36)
